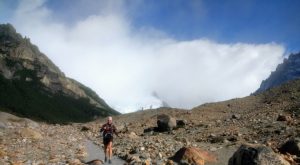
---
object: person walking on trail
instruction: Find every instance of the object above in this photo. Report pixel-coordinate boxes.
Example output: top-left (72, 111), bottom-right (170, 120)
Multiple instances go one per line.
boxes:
top-left (100, 116), bottom-right (119, 164)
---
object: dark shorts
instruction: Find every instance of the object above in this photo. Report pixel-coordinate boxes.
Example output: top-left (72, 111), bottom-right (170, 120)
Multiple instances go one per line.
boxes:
top-left (103, 135), bottom-right (113, 145)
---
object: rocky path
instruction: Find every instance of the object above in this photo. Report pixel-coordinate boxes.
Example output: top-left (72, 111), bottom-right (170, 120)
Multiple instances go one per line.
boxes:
top-left (84, 140), bottom-right (125, 165)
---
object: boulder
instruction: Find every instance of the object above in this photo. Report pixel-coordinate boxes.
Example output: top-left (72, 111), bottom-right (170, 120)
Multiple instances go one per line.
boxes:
top-left (20, 128), bottom-right (43, 140)
top-left (171, 147), bottom-right (217, 165)
top-left (229, 143), bottom-right (290, 165)
top-left (157, 114), bottom-right (177, 132)
top-left (279, 137), bottom-right (300, 157)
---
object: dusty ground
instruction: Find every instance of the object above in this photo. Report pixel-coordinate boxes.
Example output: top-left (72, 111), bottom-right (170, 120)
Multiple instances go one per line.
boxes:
top-left (1, 80), bottom-right (300, 165)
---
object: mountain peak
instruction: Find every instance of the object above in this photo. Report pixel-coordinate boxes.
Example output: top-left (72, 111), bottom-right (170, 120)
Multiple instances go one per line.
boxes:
top-left (255, 52), bottom-right (300, 94)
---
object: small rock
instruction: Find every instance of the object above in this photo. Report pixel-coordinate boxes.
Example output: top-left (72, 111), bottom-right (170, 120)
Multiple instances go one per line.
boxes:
top-left (209, 147), bottom-right (218, 152)
top-left (158, 152), bottom-right (163, 159)
top-left (0, 149), bottom-right (6, 157)
top-left (227, 136), bottom-right (238, 142)
top-left (171, 147), bottom-right (217, 165)
top-left (210, 136), bottom-right (225, 144)
top-left (140, 152), bottom-right (151, 159)
top-left (0, 121), bottom-right (6, 129)
top-left (68, 159), bottom-right (83, 165)
top-left (279, 137), bottom-right (300, 157)
top-left (166, 159), bottom-right (174, 165)
top-left (128, 132), bottom-right (139, 139)
top-left (129, 155), bottom-right (141, 163)
top-left (232, 114), bottom-right (241, 119)
top-left (277, 114), bottom-right (292, 122)
top-left (85, 159), bottom-right (104, 165)
top-left (81, 126), bottom-right (90, 131)
top-left (143, 159), bottom-right (151, 165)
top-left (176, 120), bottom-right (187, 128)
top-left (143, 127), bottom-right (154, 134)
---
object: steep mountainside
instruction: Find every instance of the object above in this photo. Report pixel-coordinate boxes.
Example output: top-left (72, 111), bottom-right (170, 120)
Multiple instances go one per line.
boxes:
top-left (255, 52), bottom-right (300, 93)
top-left (0, 24), bottom-right (120, 123)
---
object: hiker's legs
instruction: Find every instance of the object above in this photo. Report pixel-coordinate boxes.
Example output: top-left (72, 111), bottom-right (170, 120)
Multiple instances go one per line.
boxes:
top-left (104, 144), bottom-right (108, 160)
top-left (108, 141), bottom-right (113, 160)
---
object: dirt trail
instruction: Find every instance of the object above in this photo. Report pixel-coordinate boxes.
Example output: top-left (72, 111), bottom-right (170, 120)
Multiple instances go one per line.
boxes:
top-left (84, 140), bottom-right (126, 164)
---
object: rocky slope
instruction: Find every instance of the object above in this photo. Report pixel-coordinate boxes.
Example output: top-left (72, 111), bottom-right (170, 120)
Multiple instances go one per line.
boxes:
top-left (255, 52), bottom-right (300, 93)
top-left (85, 79), bottom-right (300, 164)
top-left (1, 79), bottom-right (299, 164)
top-left (0, 24), bottom-right (119, 123)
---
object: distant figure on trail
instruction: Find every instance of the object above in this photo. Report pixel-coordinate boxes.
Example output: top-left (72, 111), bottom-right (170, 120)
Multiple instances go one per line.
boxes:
top-left (100, 116), bottom-right (118, 164)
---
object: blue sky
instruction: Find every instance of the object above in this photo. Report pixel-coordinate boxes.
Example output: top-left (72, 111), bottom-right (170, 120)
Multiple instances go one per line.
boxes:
top-left (1, 0), bottom-right (299, 52)
top-left (50, 0), bottom-right (300, 52)
top-left (0, 0), bottom-right (297, 112)
top-left (136, 0), bottom-right (300, 52)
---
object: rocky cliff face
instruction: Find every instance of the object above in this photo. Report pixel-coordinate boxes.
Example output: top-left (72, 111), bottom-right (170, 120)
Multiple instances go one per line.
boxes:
top-left (255, 52), bottom-right (300, 94)
top-left (0, 24), bottom-right (119, 123)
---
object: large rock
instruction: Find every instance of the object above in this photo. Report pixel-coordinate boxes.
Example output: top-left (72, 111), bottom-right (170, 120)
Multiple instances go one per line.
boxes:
top-left (171, 147), bottom-right (217, 165)
top-left (157, 114), bottom-right (177, 132)
top-left (229, 143), bottom-right (290, 165)
top-left (279, 138), bottom-right (300, 157)
top-left (20, 128), bottom-right (43, 140)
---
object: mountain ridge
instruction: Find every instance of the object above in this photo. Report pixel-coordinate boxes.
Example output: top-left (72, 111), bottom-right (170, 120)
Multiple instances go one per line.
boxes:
top-left (255, 52), bottom-right (300, 94)
top-left (0, 23), bottom-right (120, 123)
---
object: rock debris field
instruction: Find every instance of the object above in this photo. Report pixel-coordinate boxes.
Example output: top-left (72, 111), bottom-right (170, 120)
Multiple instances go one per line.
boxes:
top-left (1, 79), bottom-right (300, 165)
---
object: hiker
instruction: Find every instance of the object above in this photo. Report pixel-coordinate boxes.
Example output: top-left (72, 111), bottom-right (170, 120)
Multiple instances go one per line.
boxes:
top-left (100, 116), bottom-right (118, 164)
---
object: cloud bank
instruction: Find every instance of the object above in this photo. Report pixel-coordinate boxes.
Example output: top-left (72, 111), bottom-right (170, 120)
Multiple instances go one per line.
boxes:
top-left (8, 0), bottom-right (285, 113)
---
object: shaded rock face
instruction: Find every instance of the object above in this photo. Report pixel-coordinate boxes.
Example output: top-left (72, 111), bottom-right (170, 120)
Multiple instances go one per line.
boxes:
top-left (229, 143), bottom-right (290, 165)
top-left (157, 114), bottom-right (177, 132)
top-left (0, 24), bottom-right (120, 122)
top-left (279, 138), bottom-right (300, 157)
top-left (255, 52), bottom-right (300, 94)
top-left (171, 147), bottom-right (217, 165)
top-left (0, 24), bottom-right (108, 108)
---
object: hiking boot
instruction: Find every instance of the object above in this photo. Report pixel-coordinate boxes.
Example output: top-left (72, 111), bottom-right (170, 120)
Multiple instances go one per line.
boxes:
top-left (105, 157), bottom-right (107, 162)
top-left (108, 159), bottom-right (112, 164)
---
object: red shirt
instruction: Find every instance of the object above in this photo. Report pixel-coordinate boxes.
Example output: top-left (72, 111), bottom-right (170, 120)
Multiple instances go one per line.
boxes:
top-left (100, 123), bottom-right (117, 136)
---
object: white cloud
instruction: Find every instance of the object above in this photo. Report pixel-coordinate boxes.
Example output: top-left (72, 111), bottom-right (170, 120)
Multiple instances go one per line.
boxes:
top-left (9, 0), bottom-right (284, 113)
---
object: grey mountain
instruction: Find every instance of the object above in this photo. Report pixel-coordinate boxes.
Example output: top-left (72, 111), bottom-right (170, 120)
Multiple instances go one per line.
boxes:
top-left (255, 52), bottom-right (300, 94)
